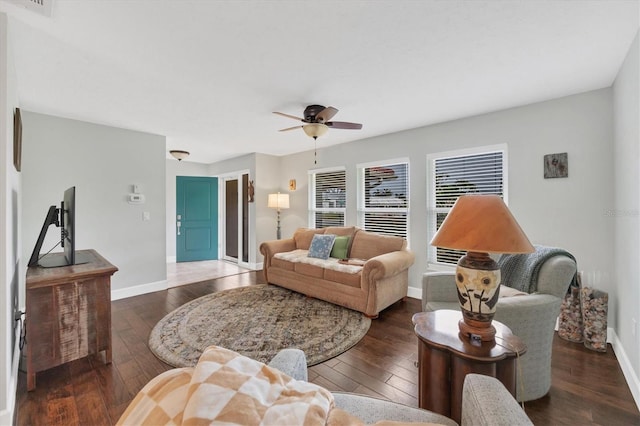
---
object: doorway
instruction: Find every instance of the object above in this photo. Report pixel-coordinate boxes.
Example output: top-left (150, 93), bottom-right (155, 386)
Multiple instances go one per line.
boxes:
top-left (223, 173), bottom-right (249, 264)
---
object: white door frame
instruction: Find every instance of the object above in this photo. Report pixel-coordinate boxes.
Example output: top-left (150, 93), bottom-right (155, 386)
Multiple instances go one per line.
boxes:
top-left (219, 169), bottom-right (250, 268)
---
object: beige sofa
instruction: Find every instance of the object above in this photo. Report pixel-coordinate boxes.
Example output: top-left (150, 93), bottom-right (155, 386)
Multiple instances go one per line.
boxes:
top-left (259, 226), bottom-right (415, 318)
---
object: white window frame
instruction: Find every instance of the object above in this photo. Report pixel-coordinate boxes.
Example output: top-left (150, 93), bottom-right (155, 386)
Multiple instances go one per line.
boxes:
top-left (308, 166), bottom-right (346, 228)
top-left (357, 158), bottom-right (410, 242)
top-left (427, 144), bottom-right (508, 267)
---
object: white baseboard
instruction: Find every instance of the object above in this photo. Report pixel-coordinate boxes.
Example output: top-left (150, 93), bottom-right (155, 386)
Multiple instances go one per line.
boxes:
top-left (608, 327), bottom-right (640, 411)
top-left (111, 280), bottom-right (168, 301)
top-left (166, 256), bottom-right (176, 263)
top-left (407, 285), bottom-right (421, 300)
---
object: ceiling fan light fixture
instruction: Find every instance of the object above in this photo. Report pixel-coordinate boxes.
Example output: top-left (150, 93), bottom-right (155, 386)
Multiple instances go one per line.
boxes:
top-left (303, 123), bottom-right (328, 140)
top-left (170, 150), bottom-right (190, 161)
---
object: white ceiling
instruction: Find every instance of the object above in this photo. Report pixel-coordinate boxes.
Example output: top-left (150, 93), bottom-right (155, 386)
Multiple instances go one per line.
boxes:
top-left (1, 0), bottom-right (638, 164)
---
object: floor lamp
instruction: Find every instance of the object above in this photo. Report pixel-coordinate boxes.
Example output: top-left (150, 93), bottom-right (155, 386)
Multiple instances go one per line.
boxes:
top-left (268, 192), bottom-right (290, 239)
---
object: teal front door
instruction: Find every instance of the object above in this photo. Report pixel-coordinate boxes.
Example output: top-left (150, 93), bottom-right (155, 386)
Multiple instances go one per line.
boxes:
top-left (176, 176), bottom-right (218, 262)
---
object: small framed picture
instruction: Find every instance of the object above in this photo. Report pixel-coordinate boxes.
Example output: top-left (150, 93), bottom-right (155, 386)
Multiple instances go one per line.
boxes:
top-left (13, 108), bottom-right (22, 172)
top-left (544, 153), bottom-right (568, 179)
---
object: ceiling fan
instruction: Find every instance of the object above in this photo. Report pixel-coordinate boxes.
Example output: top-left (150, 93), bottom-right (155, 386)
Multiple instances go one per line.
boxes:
top-left (273, 105), bottom-right (363, 140)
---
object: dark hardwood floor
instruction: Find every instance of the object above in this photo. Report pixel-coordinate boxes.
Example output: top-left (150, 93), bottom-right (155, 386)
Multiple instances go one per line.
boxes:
top-left (16, 271), bottom-right (640, 425)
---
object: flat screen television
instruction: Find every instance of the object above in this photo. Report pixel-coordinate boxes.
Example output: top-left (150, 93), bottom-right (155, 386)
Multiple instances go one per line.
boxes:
top-left (28, 186), bottom-right (86, 268)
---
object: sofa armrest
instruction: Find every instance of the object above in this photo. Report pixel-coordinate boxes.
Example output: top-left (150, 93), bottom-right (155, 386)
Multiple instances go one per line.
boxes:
top-left (422, 271), bottom-right (458, 311)
top-left (536, 255), bottom-right (576, 298)
top-left (461, 374), bottom-right (532, 426)
top-left (268, 348), bottom-right (308, 381)
top-left (259, 238), bottom-right (297, 260)
top-left (259, 238), bottom-right (297, 281)
top-left (362, 250), bottom-right (415, 282)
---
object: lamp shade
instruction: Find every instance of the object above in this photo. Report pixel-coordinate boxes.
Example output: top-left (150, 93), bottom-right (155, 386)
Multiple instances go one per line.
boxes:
top-left (303, 123), bottom-right (329, 139)
top-left (430, 195), bottom-right (534, 254)
top-left (267, 193), bottom-right (290, 210)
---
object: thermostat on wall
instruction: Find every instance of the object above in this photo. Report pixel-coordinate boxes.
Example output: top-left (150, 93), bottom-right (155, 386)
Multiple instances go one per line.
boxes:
top-left (128, 193), bottom-right (145, 204)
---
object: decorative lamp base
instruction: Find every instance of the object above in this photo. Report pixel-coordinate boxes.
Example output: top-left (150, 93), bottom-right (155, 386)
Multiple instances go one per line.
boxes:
top-left (276, 210), bottom-right (282, 240)
top-left (458, 318), bottom-right (497, 342)
top-left (455, 251), bottom-right (501, 343)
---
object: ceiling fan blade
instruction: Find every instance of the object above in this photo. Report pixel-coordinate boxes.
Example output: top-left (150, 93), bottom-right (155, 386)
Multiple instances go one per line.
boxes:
top-left (278, 125), bottom-right (304, 132)
top-left (326, 121), bottom-right (363, 130)
top-left (316, 106), bottom-right (338, 123)
top-left (273, 111), bottom-right (306, 122)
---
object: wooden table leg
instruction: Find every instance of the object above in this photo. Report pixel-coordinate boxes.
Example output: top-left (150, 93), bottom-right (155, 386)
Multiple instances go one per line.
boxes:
top-left (496, 358), bottom-right (517, 397)
top-left (27, 374), bottom-right (35, 391)
top-left (27, 338), bottom-right (35, 391)
top-left (418, 342), bottom-right (451, 417)
top-left (450, 358), bottom-right (496, 424)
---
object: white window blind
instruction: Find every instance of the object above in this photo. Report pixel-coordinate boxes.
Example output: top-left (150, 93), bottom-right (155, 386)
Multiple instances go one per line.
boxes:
top-left (429, 149), bottom-right (505, 265)
top-left (358, 161), bottom-right (409, 239)
top-left (309, 168), bottom-right (346, 228)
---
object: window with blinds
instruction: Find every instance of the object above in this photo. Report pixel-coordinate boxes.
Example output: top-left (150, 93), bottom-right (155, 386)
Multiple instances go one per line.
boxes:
top-left (357, 160), bottom-right (409, 239)
top-left (309, 168), bottom-right (346, 228)
top-left (428, 148), bottom-right (506, 265)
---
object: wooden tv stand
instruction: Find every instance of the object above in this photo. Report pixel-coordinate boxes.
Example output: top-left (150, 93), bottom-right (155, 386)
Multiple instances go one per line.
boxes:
top-left (25, 249), bottom-right (118, 391)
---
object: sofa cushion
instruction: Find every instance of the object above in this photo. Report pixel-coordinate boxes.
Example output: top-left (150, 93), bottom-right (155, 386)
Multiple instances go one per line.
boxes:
top-left (271, 257), bottom-right (295, 271)
top-left (324, 268), bottom-right (361, 288)
top-left (294, 228), bottom-right (326, 250)
top-left (350, 230), bottom-right (406, 260)
top-left (274, 250), bottom-right (363, 274)
top-left (323, 226), bottom-right (357, 238)
top-left (333, 392), bottom-right (457, 426)
top-left (308, 234), bottom-right (336, 259)
top-left (295, 262), bottom-right (325, 278)
top-left (330, 236), bottom-right (350, 259)
top-left (500, 285), bottom-right (528, 298)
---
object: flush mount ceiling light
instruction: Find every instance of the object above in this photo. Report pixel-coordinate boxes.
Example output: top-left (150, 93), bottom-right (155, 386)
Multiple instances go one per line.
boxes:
top-left (170, 150), bottom-right (190, 161)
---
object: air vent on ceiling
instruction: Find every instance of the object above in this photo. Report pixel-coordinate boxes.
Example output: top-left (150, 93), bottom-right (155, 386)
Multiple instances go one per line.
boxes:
top-left (11, 0), bottom-right (53, 18)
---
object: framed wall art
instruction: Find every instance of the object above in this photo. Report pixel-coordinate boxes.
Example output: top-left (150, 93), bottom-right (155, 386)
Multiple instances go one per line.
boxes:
top-left (544, 152), bottom-right (568, 179)
top-left (13, 107), bottom-right (22, 172)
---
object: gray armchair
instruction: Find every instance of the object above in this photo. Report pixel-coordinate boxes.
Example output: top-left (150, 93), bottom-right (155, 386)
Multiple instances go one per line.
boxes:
top-left (271, 349), bottom-right (532, 425)
top-left (422, 251), bottom-right (576, 402)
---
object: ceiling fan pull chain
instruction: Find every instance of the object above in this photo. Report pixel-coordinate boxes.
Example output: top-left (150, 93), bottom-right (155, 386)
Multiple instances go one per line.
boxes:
top-left (314, 140), bottom-right (317, 164)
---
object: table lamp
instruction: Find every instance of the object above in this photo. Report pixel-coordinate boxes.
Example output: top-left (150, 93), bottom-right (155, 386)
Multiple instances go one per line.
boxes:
top-left (430, 195), bottom-right (534, 341)
top-left (268, 192), bottom-right (290, 239)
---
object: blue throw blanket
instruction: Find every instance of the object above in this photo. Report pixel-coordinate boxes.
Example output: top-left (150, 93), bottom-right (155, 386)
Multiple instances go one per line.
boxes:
top-left (498, 245), bottom-right (577, 293)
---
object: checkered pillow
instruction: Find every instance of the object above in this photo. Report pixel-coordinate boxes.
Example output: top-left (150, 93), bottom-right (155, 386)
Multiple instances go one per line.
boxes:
top-left (117, 345), bottom-right (334, 426)
top-left (116, 367), bottom-right (193, 425)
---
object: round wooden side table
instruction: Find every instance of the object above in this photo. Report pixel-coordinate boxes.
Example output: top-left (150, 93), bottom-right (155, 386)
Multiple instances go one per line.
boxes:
top-left (412, 309), bottom-right (526, 424)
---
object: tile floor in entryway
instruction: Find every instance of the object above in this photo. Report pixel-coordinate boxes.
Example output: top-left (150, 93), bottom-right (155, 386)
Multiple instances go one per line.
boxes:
top-left (167, 259), bottom-right (251, 287)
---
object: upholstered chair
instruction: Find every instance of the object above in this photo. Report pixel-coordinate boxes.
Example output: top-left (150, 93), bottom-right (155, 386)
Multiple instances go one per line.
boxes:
top-left (422, 250), bottom-right (576, 402)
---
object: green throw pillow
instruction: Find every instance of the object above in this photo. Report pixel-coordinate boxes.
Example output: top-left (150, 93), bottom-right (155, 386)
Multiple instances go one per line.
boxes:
top-left (330, 236), bottom-right (350, 259)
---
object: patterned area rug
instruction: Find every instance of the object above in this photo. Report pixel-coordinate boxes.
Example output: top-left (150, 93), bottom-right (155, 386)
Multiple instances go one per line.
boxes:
top-left (149, 284), bottom-right (371, 367)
